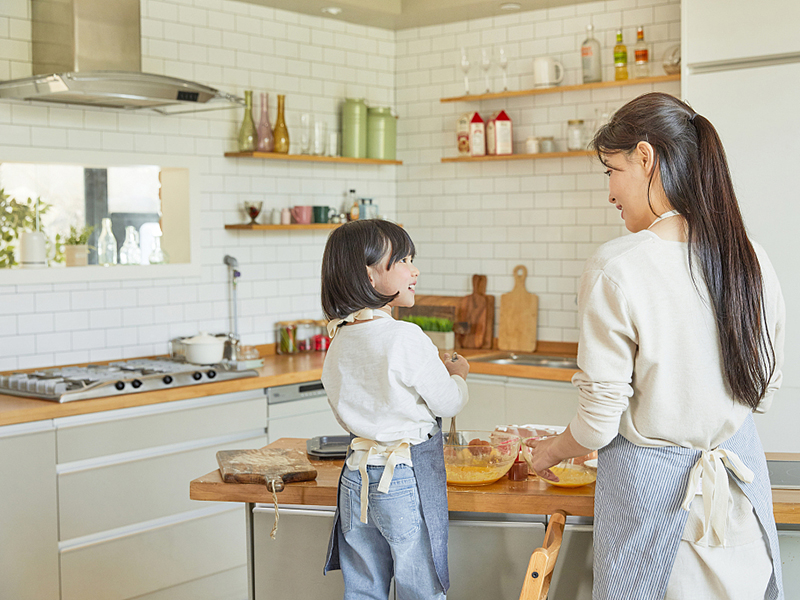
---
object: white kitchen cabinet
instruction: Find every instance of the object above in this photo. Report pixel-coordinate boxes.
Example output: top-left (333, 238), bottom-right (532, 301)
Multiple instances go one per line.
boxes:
top-left (0, 421), bottom-right (60, 600)
top-left (460, 374), bottom-right (507, 430)
top-left (462, 374), bottom-right (576, 431)
top-left (504, 377), bottom-right (579, 428)
top-left (684, 0), bottom-right (800, 67)
top-left (54, 389), bottom-right (268, 600)
top-left (268, 394), bottom-right (343, 443)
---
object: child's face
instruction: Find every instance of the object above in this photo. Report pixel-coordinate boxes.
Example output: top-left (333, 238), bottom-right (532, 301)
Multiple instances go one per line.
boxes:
top-left (368, 253), bottom-right (419, 308)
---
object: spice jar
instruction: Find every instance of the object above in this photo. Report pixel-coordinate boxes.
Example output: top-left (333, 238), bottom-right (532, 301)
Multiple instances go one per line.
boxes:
top-left (539, 136), bottom-right (555, 153)
top-left (525, 136), bottom-right (540, 154)
top-left (567, 119), bottom-right (585, 151)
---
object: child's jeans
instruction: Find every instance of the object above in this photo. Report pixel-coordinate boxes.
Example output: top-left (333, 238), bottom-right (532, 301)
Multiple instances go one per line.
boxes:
top-left (338, 464), bottom-right (446, 600)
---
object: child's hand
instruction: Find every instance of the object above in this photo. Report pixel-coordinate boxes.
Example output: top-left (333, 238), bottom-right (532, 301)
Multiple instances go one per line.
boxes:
top-left (444, 352), bottom-right (469, 380)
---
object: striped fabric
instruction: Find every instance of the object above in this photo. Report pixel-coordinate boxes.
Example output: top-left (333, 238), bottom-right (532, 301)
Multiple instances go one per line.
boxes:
top-left (593, 414), bottom-right (783, 600)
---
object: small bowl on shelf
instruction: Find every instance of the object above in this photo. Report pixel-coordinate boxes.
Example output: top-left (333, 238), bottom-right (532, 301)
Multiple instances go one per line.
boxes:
top-left (443, 430), bottom-right (521, 486)
top-left (521, 436), bottom-right (597, 488)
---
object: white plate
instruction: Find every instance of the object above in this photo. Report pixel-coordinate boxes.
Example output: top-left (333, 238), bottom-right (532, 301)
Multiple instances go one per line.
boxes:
top-left (584, 458), bottom-right (598, 469)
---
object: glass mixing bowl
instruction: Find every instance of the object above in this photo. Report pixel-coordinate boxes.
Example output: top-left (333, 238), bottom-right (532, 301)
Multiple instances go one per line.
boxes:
top-left (443, 430), bottom-right (521, 486)
top-left (521, 436), bottom-right (597, 488)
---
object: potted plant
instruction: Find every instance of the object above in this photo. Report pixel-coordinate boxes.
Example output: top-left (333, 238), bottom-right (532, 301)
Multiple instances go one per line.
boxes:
top-left (62, 224), bottom-right (94, 267)
top-left (401, 316), bottom-right (455, 351)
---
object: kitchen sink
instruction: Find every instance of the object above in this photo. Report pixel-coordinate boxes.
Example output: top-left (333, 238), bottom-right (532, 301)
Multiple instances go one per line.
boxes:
top-left (471, 353), bottom-right (579, 370)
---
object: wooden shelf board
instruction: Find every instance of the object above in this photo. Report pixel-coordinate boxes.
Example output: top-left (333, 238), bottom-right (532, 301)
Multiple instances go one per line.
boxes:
top-left (442, 150), bottom-right (594, 162)
top-left (440, 74), bottom-right (681, 103)
top-left (224, 152), bottom-right (401, 165)
top-left (225, 223), bottom-right (341, 230)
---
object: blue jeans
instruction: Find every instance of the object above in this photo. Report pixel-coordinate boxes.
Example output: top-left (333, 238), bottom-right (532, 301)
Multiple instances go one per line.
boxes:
top-left (338, 464), bottom-right (446, 600)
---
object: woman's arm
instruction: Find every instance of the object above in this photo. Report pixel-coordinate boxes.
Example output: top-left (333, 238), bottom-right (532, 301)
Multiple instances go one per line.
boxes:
top-left (523, 425), bottom-right (592, 481)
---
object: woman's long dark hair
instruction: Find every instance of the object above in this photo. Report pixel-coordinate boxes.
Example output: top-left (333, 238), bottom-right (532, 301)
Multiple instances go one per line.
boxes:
top-left (321, 220), bottom-right (415, 321)
top-left (592, 92), bottom-right (774, 410)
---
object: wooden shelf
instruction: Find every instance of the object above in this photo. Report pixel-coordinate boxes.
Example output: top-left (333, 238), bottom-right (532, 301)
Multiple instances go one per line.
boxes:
top-left (225, 223), bottom-right (341, 231)
top-left (440, 74), bottom-right (681, 103)
top-left (442, 150), bottom-right (594, 162)
top-left (224, 152), bottom-right (401, 165)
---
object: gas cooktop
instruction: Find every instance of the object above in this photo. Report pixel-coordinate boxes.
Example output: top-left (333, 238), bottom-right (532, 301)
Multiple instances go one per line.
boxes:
top-left (0, 358), bottom-right (259, 403)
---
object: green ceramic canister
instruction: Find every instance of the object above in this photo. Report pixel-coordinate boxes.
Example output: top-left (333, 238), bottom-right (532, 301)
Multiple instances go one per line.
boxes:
top-left (341, 98), bottom-right (368, 158)
top-left (367, 106), bottom-right (396, 160)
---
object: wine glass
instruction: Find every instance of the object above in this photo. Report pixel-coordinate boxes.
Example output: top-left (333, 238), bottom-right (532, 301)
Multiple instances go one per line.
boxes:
top-left (498, 47), bottom-right (509, 91)
top-left (481, 48), bottom-right (492, 93)
top-left (460, 48), bottom-right (471, 95)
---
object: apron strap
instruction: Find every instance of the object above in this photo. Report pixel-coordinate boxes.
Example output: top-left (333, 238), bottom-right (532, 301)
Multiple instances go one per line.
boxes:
top-left (350, 437), bottom-right (412, 524)
top-left (680, 447), bottom-right (754, 547)
top-left (327, 307), bottom-right (392, 339)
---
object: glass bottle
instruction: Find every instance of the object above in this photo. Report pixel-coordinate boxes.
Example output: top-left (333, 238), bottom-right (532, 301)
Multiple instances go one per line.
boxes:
top-left (119, 226), bottom-right (141, 265)
top-left (256, 92), bottom-right (274, 152)
top-left (237, 90), bottom-right (257, 152)
top-left (633, 26), bottom-right (650, 78)
top-left (581, 24), bottom-right (602, 83)
top-left (614, 30), bottom-right (628, 81)
top-left (148, 236), bottom-right (168, 264)
top-left (97, 217), bottom-right (117, 266)
top-left (273, 94), bottom-right (290, 154)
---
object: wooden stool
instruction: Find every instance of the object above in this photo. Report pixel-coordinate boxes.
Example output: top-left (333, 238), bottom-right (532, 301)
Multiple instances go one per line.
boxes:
top-left (518, 510), bottom-right (567, 600)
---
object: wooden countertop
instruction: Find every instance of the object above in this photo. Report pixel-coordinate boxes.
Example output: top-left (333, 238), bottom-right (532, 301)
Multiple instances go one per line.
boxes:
top-left (189, 439), bottom-right (800, 524)
top-left (0, 343), bottom-right (578, 427)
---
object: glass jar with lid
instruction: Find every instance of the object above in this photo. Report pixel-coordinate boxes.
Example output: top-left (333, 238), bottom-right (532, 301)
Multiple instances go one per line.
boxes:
top-left (539, 136), bottom-right (555, 153)
top-left (567, 120), bottom-right (586, 151)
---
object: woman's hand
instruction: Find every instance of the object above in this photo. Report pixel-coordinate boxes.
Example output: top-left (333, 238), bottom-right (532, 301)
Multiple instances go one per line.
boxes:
top-left (444, 353), bottom-right (469, 380)
top-left (521, 426), bottom-right (593, 482)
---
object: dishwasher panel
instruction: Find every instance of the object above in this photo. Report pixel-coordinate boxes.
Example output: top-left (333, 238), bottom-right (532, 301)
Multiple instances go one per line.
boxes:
top-left (266, 381), bottom-right (343, 443)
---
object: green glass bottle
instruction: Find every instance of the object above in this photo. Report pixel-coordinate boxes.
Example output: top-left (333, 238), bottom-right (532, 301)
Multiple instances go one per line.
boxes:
top-left (237, 90), bottom-right (257, 152)
top-left (613, 30), bottom-right (628, 81)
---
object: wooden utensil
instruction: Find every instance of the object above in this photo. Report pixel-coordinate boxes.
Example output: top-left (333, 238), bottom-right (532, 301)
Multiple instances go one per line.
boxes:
top-left (458, 275), bottom-right (493, 349)
top-left (216, 447), bottom-right (317, 491)
top-left (498, 265), bottom-right (539, 352)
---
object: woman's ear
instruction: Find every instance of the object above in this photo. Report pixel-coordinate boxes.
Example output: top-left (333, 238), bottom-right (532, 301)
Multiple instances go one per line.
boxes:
top-left (635, 141), bottom-right (657, 176)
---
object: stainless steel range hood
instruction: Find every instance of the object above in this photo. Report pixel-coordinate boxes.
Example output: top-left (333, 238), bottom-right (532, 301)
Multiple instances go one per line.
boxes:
top-left (0, 0), bottom-right (243, 114)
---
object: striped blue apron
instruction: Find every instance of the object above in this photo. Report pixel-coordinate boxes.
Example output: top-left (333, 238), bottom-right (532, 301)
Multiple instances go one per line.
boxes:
top-left (593, 414), bottom-right (783, 599)
top-left (324, 420), bottom-right (450, 591)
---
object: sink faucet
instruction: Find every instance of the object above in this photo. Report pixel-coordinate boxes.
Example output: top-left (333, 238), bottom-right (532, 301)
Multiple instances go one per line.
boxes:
top-left (223, 255), bottom-right (241, 361)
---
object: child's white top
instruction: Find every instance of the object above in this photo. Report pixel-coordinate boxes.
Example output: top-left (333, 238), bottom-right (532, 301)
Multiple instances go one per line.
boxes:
top-left (321, 315), bottom-right (468, 467)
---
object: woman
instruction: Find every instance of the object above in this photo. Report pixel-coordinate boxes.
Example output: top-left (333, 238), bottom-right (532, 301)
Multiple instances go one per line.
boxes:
top-left (526, 93), bottom-right (785, 599)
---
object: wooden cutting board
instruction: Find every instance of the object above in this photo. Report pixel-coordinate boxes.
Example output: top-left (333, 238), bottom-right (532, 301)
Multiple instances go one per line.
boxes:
top-left (397, 293), bottom-right (493, 349)
top-left (216, 448), bottom-right (317, 491)
top-left (498, 265), bottom-right (538, 352)
top-left (458, 275), bottom-right (495, 349)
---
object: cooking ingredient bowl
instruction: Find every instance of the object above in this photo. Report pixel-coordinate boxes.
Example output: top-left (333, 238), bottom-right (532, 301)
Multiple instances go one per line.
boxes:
top-left (443, 430), bottom-right (520, 486)
top-left (182, 332), bottom-right (225, 364)
top-left (521, 436), bottom-right (597, 488)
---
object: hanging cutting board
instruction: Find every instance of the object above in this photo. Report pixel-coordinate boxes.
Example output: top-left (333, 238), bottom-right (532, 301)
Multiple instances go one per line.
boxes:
top-left (216, 448), bottom-right (317, 490)
top-left (458, 275), bottom-right (495, 349)
top-left (498, 265), bottom-right (538, 352)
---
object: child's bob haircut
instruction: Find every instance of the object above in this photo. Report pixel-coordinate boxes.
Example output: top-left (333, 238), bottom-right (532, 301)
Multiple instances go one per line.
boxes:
top-left (321, 220), bottom-right (416, 321)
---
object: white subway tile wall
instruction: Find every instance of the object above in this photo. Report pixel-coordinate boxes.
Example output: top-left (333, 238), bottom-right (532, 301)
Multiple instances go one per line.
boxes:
top-left (0, 0), bottom-right (680, 370)
top-left (395, 0), bottom-right (680, 342)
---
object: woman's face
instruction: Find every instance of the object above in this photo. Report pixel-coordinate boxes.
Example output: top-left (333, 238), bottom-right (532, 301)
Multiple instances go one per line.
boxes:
top-left (368, 252), bottom-right (419, 308)
top-left (602, 149), bottom-right (658, 233)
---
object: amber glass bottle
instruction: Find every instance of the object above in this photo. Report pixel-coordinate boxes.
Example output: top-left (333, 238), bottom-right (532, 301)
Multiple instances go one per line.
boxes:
top-left (273, 94), bottom-right (290, 154)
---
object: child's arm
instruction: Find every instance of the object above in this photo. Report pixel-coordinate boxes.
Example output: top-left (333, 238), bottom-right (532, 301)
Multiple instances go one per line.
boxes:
top-left (443, 352), bottom-right (469, 380)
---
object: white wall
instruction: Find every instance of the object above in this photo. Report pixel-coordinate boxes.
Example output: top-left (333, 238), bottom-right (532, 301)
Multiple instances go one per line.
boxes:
top-left (0, 0), bottom-right (681, 370)
top-left (395, 0), bottom-right (681, 341)
top-left (0, 0), bottom-right (396, 370)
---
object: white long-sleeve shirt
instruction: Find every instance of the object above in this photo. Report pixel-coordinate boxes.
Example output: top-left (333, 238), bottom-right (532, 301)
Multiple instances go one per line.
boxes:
top-left (570, 230), bottom-right (785, 452)
top-left (321, 317), bottom-right (468, 461)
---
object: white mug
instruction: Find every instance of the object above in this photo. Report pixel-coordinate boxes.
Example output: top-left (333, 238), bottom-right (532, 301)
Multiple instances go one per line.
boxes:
top-left (533, 57), bottom-right (564, 88)
top-left (271, 208), bottom-right (281, 224)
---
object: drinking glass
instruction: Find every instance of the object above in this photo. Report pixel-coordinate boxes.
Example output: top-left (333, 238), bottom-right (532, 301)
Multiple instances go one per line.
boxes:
top-left (243, 201), bottom-right (263, 225)
top-left (300, 113), bottom-right (312, 154)
top-left (498, 47), bottom-right (509, 91)
top-left (314, 121), bottom-right (328, 155)
top-left (460, 48), bottom-right (471, 95)
top-left (481, 48), bottom-right (492, 93)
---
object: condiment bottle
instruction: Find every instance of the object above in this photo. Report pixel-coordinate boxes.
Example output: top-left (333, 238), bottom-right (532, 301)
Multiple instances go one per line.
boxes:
top-left (508, 455), bottom-right (528, 481)
top-left (633, 26), bottom-right (650, 78)
top-left (581, 24), bottom-right (602, 83)
top-left (613, 30), bottom-right (628, 81)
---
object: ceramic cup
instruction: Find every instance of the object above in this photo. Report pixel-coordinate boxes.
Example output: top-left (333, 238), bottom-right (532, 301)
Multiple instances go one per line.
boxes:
top-left (271, 208), bottom-right (282, 224)
top-left (312, 206), bottom-right (332, 223)
top-left (290, 205), bottom-right (313, 224)
top-left (533, 57), bottom-right (564, 88)
top-left (281, 207), bottom-right (291, 225)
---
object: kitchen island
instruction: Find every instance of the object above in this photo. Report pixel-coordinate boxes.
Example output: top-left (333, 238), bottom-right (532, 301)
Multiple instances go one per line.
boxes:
top-left (190, 438), bottom-right (800, 600)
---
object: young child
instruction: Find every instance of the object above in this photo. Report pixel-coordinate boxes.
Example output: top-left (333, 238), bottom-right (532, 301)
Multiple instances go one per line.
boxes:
top-left (320, 220), bottom-right (469, 600)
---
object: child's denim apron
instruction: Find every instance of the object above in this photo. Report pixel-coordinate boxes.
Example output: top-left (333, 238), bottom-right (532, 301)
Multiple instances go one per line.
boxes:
top-left (593, 414), bottom-right (783, 599)
top-left (324, 420), bottom-right (450, 591)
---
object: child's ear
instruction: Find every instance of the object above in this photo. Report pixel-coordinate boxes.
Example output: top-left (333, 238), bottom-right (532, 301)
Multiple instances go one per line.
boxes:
top-left (366, 265), bottom-right (376, 287)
